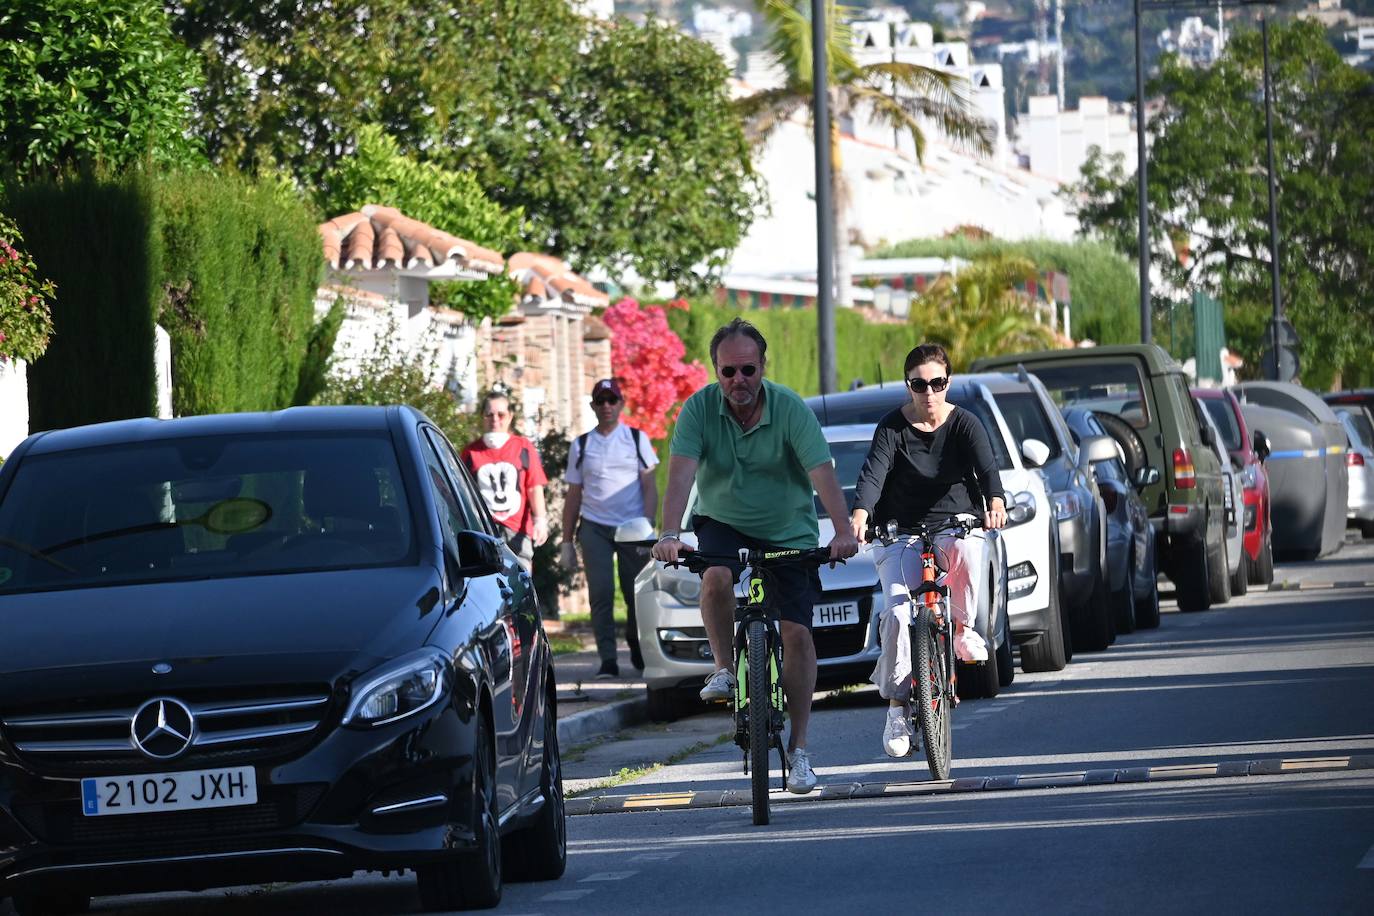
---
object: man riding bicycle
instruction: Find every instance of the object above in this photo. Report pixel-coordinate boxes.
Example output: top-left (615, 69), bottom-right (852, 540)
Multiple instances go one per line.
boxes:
top-left (652, 318), bottom-right (858, 794)
top-left (849, 343), bottom-right (1007, 759)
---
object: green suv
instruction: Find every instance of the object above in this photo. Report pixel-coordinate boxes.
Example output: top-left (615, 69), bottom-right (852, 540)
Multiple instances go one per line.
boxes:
top-left (973, 345), bottom-right (1228, 612)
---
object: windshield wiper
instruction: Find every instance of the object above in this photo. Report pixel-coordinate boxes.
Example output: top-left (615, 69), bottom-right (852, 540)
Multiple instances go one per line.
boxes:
top-left (0, 537), bottom-right (77, 573)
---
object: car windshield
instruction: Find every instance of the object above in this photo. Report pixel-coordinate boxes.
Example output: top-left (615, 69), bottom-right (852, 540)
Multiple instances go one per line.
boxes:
top-left (815, 439), bottom-right (871, 517)
top-left (991, 392), bottom-right (1062, 460)
top-left (1338, 409), bottom-right (1374, 450)
top-left (1027, 362), bottom-right (1151, 429)
top-left (0, 432), bottom-right (415, 595)
top-left (1200, 398), bottom-right (1243, 452)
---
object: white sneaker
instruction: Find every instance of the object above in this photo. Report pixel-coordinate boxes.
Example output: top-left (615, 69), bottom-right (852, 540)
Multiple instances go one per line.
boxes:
top-left (955, 627), bottom-right (989, 663)
top-left (699, 668), bottom-right (736, 701)
top-left (883, 707), bottom-right (912, 758)
top-left (786, 748), bottom-right (818, 794)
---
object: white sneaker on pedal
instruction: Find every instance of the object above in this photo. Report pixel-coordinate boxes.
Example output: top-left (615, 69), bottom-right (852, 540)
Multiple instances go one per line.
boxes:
top-left (882, 707), bottom-right (912, 758)
top-left (699, 668), bottom-right (736, 701)
top-left (955, 627), bottom-right (988, 663)
top-left (786, 748), bottom-right (818, 794)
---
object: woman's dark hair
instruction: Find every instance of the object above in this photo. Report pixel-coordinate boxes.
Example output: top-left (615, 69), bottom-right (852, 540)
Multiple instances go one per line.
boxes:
top-left (709, 317), bottom-right (768, 365)
top-left (904, 343), bottom-right (951, 376)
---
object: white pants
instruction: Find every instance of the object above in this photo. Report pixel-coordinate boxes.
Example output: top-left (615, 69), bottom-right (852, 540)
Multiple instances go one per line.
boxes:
top-left (869, 530), bottom-right (986, 700)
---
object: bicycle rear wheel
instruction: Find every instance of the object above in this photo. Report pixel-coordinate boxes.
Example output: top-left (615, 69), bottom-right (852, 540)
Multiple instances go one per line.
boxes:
top-left (746, 618), bottom-right (771, 825)
top-left (913, 606), bottom-right (952, 780)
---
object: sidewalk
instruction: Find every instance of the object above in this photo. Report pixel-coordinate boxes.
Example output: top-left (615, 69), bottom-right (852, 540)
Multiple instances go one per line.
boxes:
top-left (550, 641), bottom-right (652, 748)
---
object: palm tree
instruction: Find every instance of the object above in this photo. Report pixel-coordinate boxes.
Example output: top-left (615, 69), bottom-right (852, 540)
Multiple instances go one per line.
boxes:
top-left (913, 255), bottom-right (1064, 369)
top-left (734, 1), bottom-right (996, 306)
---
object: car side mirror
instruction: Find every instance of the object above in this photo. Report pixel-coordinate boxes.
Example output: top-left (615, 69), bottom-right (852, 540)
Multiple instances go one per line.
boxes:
top-left (453, 530), bottom-right (505, 577)
top-left (1021, 439), bottom-right (1051, 468)
top-left (1253, 430), bottom-right (1271, 462)
top-left (1199, 423), bottom-right (1215, 449)
top-left (1080, 434), bottom-right (1119, 467)
top-left (1133, 466), bottom-right (1161, 489)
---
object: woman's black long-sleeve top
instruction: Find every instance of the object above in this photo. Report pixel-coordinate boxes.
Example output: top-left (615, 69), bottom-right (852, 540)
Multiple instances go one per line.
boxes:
top-left (853, 405), bottom-right (1006, 528)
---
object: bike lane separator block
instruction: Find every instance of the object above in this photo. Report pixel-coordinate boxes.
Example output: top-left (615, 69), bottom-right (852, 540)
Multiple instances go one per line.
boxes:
top-left (1115, 767), bottom-right (1150, 783)
top-left (621, 792), bottom-right (694, 810)
top-left (688, 790), bottom-right (730, 809)
top-left (1279, 756), bottom-right (1351, 773)
top-left (1247, 758), bottom-right (1283, 776)
top-left (819, 782), bottom-right (858, 801)
top-left (1215, 760), bottom-right (1251, 778)
top-left (1016, 773), bottom-right (1088, 789)
top-left (1083, 769), bottom-right (1118, 786)
top-left (1347, 755), bottom-right (1374, 771)
top-left (952, 776), bottom-right (989, 792)
top-left (984, 774), bottom-right (1020, 791)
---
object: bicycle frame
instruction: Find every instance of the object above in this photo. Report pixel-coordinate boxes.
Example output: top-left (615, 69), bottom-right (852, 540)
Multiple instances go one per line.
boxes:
top-left (731, 565), bottom-right (788, 786)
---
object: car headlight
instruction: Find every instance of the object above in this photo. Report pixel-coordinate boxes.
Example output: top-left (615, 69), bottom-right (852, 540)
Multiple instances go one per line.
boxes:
top-left (656, 565), bottom-right (702, 604)
top-left (343, 648), bottom-right (448, 727)
top-left (1239, 464), bottom-right (1260, 490)
top-left (1005, 490), bottom-right (1037, 527)
top-left (1053, 490), bottom-right (1082, 522)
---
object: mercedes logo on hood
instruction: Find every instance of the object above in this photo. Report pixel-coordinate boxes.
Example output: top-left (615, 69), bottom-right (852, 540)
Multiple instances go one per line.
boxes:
top-left (131, 698), bottom-right (196, 760)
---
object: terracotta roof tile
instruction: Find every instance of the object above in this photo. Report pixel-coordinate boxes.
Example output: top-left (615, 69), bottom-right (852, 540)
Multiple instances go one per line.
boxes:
top-left (318, 205), bottom-right (505, 276)
top-left (508, 251), bottom-right (608, 308)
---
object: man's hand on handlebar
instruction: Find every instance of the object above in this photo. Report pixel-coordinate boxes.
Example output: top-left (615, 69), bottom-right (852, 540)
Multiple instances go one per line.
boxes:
top-left (651, 535), bottom-right (686, 564)
top-left (828, 528), bottom-right (859, 563)
top-left (984, 497), bottom-right (1008, 531)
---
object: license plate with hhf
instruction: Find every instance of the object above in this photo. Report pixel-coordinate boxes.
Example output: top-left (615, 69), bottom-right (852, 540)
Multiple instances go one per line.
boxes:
top-left (81, 766), bottom-right (258, 816)
top-left (812, 600), bottom-right (859, 628)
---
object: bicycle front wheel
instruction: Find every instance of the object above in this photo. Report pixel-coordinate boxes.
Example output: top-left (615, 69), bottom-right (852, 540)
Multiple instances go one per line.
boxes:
top-left (913, 606), bottom-right (952, 780)
top-left (746, 618), bottom-right (771, 825)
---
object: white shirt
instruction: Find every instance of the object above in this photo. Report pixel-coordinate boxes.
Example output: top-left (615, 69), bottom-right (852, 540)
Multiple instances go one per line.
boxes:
top-left (564, 423), bottom-right (659, 526)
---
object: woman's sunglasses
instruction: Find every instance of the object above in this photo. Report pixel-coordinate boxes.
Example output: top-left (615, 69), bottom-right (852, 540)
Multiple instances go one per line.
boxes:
top-left (719, 364), bottom-right (757, 379)
top-left (906, 376), bottom-right (949, 393)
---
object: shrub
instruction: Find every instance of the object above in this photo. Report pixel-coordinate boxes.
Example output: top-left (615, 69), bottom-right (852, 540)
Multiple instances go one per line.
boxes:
top-left (0, 213), bottom-right (56, 363)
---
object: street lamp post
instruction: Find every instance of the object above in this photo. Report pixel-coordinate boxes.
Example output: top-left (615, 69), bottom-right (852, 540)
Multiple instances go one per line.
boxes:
top-left (812, 0), bottom-right (837, 395)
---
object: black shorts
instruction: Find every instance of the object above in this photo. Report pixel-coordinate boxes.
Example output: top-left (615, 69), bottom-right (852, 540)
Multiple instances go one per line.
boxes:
top-left (692, 516), bottom-right (822, 630)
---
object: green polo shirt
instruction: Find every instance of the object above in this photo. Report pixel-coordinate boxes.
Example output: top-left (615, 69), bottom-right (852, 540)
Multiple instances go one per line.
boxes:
top-left (670, 379), bottom-right (832, 547)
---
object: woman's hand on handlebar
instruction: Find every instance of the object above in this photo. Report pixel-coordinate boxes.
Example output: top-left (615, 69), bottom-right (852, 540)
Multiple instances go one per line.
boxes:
top-left (848, 508), bottom-right (869, 545)
top-left (651, 535), bottom-right (686, 564)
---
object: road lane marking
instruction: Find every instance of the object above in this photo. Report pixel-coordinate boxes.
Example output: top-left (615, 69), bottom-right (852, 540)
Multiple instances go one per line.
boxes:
top-left (541, 890), bottom-right (596, 901)
top-left (1281, 756), bottom-right (1351, 772)
top-left (629, 852), bottom-right (679, 862)
top-left (580, 872), bottom-right (639, 882)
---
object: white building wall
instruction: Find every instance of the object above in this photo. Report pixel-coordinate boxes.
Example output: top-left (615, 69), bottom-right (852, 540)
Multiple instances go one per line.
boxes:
top-left (0, 359), bottom-right (28, 459)
top-left (1026, 95), bottom-right (1062, 179)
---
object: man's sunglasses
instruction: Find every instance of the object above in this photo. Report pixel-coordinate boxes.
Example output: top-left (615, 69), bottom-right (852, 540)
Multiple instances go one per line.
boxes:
top-left (719, 364), bottom-right (757, 379)
top-left (592, 396), bottom-right (621, 406)
top-left (906, 376), bottom-right (949, 393)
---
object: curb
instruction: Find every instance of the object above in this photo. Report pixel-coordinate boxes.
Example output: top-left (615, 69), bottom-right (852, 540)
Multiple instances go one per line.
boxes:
top-left (565, 754), bottom-right (1374, 816)
top-left (1266, 580), bottom-right (1374, 591)
top-left (556, 696), bottom-right (649, 748)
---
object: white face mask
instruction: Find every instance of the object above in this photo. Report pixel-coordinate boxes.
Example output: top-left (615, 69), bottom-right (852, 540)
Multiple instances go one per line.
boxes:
top-left (482, 432), bottom-right (510, 449)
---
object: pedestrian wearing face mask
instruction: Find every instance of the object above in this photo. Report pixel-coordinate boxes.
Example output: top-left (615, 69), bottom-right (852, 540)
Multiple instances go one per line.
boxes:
top-left (461, 391), bottom-right (549, 572)
top-left (561, 379), bottom-right (660, 679)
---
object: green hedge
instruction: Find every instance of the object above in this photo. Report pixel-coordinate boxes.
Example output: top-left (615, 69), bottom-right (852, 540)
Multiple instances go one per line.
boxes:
top-left (7, 175), bottom-right (160, 431)
top-left (7, 171), bottom-right (324, 432)
top-left (875, 237), bottom-right (1140, 345)
top-left (667, 300), bottom-right (929, 397)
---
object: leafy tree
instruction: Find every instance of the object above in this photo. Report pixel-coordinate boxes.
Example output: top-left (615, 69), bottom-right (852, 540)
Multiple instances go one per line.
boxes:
top-left (174, 0), bottom-right (760, 287)
top-left (736, 0), bottom-right (993, 306)
top-left (0, 0), bottom-right (202, 176)
top-left (601, 297), bottom-right (708, 439)
top-left (0, 213), bottom-right (56, 363)
top-left (321, 126), bottom-right (524, 324)
top-left (910, 255), bottom-right (1062, 369)
top-left (1066, 20), bottom-right (1374, 388)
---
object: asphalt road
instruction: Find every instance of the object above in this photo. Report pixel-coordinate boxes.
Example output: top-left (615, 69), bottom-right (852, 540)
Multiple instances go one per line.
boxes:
top-left (11, 537), bottom-right (1374, 914)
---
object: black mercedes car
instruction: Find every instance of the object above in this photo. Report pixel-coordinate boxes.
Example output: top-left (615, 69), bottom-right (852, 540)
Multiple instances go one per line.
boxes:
top-left (0, 406), bottom-right (565, 914)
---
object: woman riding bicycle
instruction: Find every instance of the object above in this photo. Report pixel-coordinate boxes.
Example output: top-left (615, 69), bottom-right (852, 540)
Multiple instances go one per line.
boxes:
top-left (848, 343), bottom-right (1008, 759)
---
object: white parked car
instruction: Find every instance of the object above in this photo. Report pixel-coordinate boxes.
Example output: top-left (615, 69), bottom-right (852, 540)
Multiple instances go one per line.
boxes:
top-left (632, 423), bottom-right (1011, 720)
top-left (1335, 408), bottom-right (1374, 538)
top-left (1196, 396), bottom-right (1247, 596)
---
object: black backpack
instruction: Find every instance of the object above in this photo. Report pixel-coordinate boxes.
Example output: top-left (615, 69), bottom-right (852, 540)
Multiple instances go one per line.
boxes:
top-left (576, 427), bottom-right (648, 472)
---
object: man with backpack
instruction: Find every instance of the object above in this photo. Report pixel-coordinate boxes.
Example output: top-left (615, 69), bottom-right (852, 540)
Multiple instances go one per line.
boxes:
top-left (461, 391), bottom-right (549, 573)
top-left (560, 379), bottom-right (659, 679)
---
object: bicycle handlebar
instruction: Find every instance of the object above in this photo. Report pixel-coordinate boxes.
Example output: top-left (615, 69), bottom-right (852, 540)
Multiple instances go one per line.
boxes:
top-left (665, 546), bottom-right (841, 574)
top-left (866, 516), bottom-right (983, 546)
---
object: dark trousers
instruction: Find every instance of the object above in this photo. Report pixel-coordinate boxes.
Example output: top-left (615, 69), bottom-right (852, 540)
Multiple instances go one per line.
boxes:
top-left (577, 519), bottom-right (648, 667)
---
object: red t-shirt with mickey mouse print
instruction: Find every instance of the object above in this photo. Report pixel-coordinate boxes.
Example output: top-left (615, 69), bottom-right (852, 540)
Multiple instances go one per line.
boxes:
top-left (460, 435), bottom-right (548, 537)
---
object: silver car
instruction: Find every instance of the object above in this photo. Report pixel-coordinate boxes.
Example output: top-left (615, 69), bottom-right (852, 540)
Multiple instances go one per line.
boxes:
top-left (632, 424), bottom-right (1010, 720)
top-left (1335, 408), bottom-right (1374, 538)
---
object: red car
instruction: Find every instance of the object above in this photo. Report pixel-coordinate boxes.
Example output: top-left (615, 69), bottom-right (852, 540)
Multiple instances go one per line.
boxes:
top-left (1193, 387), bottom-right (1275, 584)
